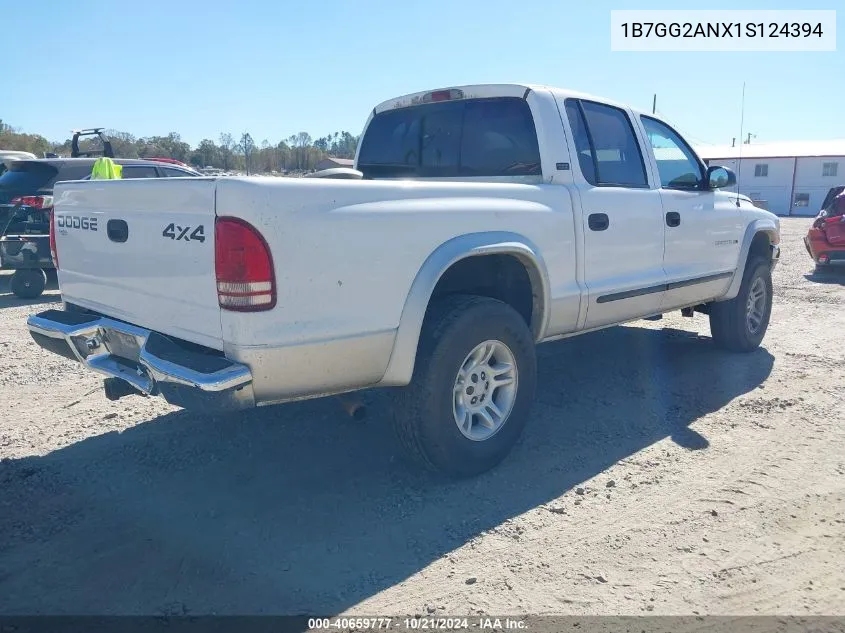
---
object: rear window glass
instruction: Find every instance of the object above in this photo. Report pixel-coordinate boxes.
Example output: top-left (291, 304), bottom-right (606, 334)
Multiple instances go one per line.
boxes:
top-left (357, 97), bottom-right (541, 178)
top-left (0, 162), bottom-right (58, 192)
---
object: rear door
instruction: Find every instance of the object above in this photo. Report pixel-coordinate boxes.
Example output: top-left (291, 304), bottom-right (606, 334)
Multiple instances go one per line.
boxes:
top-left (54, 178), bottom-right (222, 349)
top-left (562, 98), bottom-right (666, 328)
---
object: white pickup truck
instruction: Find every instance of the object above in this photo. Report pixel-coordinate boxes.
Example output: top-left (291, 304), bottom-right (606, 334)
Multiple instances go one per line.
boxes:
top-left (28, 84), bottom-right (780, 477)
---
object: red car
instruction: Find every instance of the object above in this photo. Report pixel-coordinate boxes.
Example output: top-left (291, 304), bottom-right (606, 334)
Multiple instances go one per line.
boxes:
top-left (805, 186), bottom-right (845, 269)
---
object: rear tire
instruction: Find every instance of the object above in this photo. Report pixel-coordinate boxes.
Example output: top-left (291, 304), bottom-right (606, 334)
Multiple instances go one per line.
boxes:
top-left (392, 295), bottom-right (537, 478)
top-left (10, 269), bottom-right (47, 299)
top-left (709, 257), bottom-right (772, 352)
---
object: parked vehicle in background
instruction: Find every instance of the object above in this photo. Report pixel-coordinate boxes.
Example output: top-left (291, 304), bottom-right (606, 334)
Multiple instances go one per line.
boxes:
top-left (805, 186), bottom-right (845, 269)
top-left (820, 186), bottom-right (845, 216)
top-left (0, 150), bottom-right (38, 176)
top-left (1, 158), bottom-right (200, 298)
top-left (0, 150), bottom-right (37, 163)
top-left (28, 83), bottom-right (780, 477)
top-left (142, 157), bottom-right (202, 175)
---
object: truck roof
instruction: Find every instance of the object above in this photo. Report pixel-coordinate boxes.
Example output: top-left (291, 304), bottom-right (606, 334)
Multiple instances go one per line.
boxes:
top-left (373, 83), bottom-right (641, 116)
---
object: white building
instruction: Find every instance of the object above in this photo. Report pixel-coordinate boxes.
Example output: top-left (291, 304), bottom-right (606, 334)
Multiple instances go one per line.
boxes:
top-left (695, 140), bottom-right (845, 217)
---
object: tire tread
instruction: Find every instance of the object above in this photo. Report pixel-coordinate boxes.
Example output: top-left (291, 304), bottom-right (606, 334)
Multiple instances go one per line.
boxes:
top-left (709, 256), bottom-right (771, 352)
top-left (10, 269), bottom-right (47, 299)
top-left (392, 294), bottom-right (536, 477)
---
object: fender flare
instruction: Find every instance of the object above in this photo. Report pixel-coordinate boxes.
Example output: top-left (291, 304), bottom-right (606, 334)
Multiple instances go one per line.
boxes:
top-left (379, 231), bottom-right (551, 386)
top-left (720, 219), bottom-right (780, 301)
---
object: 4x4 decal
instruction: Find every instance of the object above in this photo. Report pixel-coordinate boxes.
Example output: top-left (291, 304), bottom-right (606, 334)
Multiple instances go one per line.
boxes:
top-left (162, 223), bottom-right (205, 243)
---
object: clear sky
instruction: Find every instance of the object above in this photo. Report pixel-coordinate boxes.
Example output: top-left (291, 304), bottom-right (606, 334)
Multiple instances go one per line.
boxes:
top-left (3, 0), bottom-right (842, 148)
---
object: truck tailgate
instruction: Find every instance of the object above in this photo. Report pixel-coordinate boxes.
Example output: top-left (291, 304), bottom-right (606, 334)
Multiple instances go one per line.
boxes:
top-left (53, 178), bottom-right (222, 349)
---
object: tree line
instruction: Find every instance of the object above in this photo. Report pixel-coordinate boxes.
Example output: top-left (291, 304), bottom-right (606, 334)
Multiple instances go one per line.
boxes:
top-left (0, 120), bottom-right (360, 173)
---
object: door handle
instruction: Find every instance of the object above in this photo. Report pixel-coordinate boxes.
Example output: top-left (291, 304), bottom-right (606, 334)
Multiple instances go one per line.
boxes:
top-left (107, 219), bottom-right (129, 243)
top-left (666, 211), bottom-right (681, 227)
top-left (588, 213), bottom-right (609, 231)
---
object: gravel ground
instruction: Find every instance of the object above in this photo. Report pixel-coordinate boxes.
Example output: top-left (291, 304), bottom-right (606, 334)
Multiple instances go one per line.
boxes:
top-left (0, 218), bottom-right (843, 617)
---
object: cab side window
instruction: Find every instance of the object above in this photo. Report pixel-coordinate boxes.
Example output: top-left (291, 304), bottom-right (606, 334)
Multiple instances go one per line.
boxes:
top-left (564, 99), bottom-right (648, 188)
top-left (641, 116), bottom-right (704, 189)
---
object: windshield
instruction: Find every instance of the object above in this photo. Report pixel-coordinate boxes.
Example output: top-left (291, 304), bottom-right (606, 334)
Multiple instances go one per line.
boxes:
top-left (357, 97), bottom-right (541, 179)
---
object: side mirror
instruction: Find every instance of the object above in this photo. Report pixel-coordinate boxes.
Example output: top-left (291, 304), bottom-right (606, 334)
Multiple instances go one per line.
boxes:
top-left (707, 165), bottom-right (736, 189)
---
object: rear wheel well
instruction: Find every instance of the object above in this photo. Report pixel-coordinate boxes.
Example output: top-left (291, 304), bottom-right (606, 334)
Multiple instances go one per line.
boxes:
top-left (429, 254), bottom-right (538, 336)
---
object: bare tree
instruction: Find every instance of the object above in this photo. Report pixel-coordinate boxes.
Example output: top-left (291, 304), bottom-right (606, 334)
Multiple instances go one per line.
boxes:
top-left (219, 133), bottom-right (235, 171)
top-left (238, 133), bottom-right (255, 175)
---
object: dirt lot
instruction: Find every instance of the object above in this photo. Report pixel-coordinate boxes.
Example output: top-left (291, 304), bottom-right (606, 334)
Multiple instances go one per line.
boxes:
top-left (0, 218), bottom-right (843, 617)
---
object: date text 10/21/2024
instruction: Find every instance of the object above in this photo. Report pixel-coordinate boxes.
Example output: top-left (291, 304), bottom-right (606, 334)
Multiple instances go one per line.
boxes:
top-left (307, 617), bottom-right (528, 630)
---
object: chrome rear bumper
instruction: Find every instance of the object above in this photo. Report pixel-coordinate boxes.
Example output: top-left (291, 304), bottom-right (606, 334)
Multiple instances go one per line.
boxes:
top-left (27, 309), bottom-right (254, 410)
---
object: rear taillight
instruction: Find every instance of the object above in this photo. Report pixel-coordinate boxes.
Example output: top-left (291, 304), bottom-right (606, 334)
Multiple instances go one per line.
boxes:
top-left (11, 195), bottom-right (53, 209)
top-left (49, 210), bottom-right (58, 269)
top-left (214, 217), bottom-right (275, 311)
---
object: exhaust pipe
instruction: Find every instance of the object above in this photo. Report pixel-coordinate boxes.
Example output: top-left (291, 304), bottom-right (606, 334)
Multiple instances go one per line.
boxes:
top-left (337, 393), bottom-right (366, 421)
top-left (103, 377), bottom-right (142, 401)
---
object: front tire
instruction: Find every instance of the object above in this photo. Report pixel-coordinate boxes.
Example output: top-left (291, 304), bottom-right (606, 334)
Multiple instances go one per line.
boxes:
top-left (709, 257), bottom-right (773, 352)
top-left (10, 268), bottom-right (47, 299)
top-left (392, 295), bottom-right (537, 478)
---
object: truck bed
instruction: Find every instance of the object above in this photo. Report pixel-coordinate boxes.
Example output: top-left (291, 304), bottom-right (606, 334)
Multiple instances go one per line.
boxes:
top-left (54, 175), bottom-right (576, 350)
top-left (51, 175), bottom-right (576, 403)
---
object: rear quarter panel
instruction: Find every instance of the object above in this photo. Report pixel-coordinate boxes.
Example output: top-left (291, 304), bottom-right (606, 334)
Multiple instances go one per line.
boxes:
top-left (215, 177), bottom-right (577, 398)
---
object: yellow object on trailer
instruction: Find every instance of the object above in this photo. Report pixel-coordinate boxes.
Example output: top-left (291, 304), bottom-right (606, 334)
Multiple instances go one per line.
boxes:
top-left (90, 157), bottom-right (122, 179)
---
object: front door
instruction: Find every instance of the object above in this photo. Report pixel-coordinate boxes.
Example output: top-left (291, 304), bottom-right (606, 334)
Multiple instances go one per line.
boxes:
top-left (563, 98), bottom-right (666, 329)
top-left (639, 116), bottom-right (743, 310)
